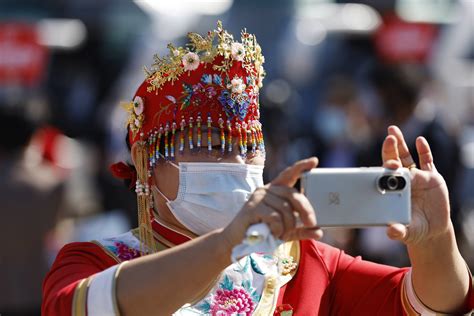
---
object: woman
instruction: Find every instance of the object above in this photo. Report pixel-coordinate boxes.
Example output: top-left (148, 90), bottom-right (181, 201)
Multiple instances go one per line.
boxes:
top-left (42, 21), bottom-right (473, 315)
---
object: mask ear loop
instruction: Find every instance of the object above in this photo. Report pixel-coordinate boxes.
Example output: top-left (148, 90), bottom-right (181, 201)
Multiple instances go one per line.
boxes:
top-left (151, 152), bottom-right (180, 207)
top-left (151, 184), bottom-right (171, 204)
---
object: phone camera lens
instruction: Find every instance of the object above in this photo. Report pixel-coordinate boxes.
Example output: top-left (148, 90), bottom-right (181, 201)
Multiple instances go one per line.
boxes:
top-left (379, 175), bottom-right (406, 191)
top-left (387, 176), bottom-right (399, 190)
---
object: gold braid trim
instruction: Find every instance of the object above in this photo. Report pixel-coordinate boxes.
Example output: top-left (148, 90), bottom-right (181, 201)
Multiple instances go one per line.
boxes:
top-left (72, 276), bottom-right (93, 316)
top-left (134, 141), bottom-right (157, 255)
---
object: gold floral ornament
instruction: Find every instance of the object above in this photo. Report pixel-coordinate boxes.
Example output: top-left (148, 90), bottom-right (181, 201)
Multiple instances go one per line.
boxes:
top-left (124, 96), bottom-right (145, 138)
top-left (145, 20), bottom-right (266, 94)
top-left (279, 256), bottom-right (298, 275)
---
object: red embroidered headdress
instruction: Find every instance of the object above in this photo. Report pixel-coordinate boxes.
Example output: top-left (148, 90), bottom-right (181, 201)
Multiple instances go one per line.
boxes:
top-left (114, 21), bottom-right (266, 253)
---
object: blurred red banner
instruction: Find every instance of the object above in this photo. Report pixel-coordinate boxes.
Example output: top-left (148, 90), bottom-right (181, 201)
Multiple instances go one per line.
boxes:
top-left (0, 23), bottom-right (48, 86)
top-left (375, 14), bottom-right (438, 64)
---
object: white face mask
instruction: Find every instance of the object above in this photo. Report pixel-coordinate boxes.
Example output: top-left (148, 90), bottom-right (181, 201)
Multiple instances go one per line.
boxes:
top-left (152, 162), bottom-right (264, 235)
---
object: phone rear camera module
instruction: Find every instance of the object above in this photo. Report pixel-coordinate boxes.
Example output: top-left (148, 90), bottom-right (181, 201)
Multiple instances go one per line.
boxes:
top-left (379, 175), bottom-right (406, 191)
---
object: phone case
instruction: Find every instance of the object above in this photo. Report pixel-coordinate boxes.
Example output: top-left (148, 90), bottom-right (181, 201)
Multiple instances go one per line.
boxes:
top-left (300, 167), bottom-right (411, 227)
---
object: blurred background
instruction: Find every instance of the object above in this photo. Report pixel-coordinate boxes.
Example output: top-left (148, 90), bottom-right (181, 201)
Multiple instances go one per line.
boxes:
top-left (0, 0), bottom-right (473, 314)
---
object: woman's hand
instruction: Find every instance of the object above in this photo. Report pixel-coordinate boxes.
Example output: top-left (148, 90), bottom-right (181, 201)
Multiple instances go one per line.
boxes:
top-left (222, 157), bottom-right (323, 249)
top-left (382, 125), bottom-right (452, 245)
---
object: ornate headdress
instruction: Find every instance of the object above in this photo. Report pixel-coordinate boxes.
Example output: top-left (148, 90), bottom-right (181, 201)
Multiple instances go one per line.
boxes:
top-left (112, 21), bottom-right (266, 254)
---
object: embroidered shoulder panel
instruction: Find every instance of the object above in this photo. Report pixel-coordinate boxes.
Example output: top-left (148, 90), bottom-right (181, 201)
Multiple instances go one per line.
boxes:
top-left (93, 230), bottom-right (143, 262)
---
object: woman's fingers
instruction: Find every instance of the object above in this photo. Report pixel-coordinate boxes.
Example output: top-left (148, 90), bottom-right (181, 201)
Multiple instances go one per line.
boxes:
top-left (256, 203), bottom-right (285, 238)
top-left (262, 192), bottom-right (296, 233)
top-left (388, 125), bottom-right (415, 168)
top-left (416, 136), bottom-right (436, 172)
top-left (267, 185), bottom-right (317, 228)
top-left (284, 227), bottom-right (323, 241)
top-left (382, 135), bottom-right (402, 169)
top-left (386, 223), bottom-right (408, 242)
top-left (271, 157), bottom-right (318, 187)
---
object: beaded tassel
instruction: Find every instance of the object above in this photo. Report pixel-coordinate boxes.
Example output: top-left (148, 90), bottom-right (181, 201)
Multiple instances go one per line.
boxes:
top-left (251, 125), bottom-right (257, 154)
top-left (170, 121), bottom-right (177, 159)
top-left (134, 141), bottom-right (157, 255)
top-left (227, 119), bottom-right (233, 152)
top-left (156, 125), bottom-right (163, 162)
top-left (257, 123), bottom-right (265, 153)
top-left (218, 115), bottom-right (225, 154)
top-left (179, 117), bottom-right (185, 154)
top-left (148, 132), bottom-right (155, 167)
top-left (188, 117), bottom-right (194, 150)
top-left (207, 113), bottom-right (212, 153)
top-left (164, 122), bottom-right (170, 159)
top-left (196, 113), bottom-right (202, 149)
top-left (242, 122), bottom-right (248, 157)
top-left (237, 122), bottom-right (244, 156)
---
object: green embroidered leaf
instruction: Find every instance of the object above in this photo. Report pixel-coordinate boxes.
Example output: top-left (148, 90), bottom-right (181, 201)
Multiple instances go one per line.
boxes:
top-left (219, 274), bottom-right (234, 291)
top-left (195, 300), bottom-right (211, 312)
top-left (251, 290), bottom-right (261, 303)
top-left (233, 256), bottom-right (250, 273)
top-left (242, 279), bottom-right (252, 291)
top-left (263, 254), bottom-right (274, 260)
top-left (250, 255), bottom-right (264, 275)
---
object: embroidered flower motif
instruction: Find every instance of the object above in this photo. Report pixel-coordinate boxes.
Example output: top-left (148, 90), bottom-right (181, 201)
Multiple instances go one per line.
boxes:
top-left (134, 118), bottom-right (141, 128)
top-left (218, 90), bottom-right (236, 118)
top-left (205, 86), bottom-right (217, 99)
top-left (173, 49), bottom-right (180, 57)
top-left (213, 74), bottom-right (222, 85)
top-left (279, 256), bottom-right (298, 275)
top-left (234, 93), bottom-right (250, 121)
top-left (192, 83), bottom-right (204, 93)
top-left (231, 42), bottom-right (245, 61)
top-left (123, 97), bottom-right (145, 135)
top-left (165, 95), bottom-right (177, 104)
top-left (211, 287), bottom-right (255, 315)
top-left (257, 65), bottom-right (265, 88)
top-left (107, 241), bottom-right (140, 261)
top-left (218, 89), bottom-right (250, 121)
top-left (201, 74), bottom-right (213, 85)
top-left (182, 52), bottom-right (200, 71)
top-left (228, 77), bottom-right (246, 94)
top-left (181, 83), bottom-right (195, 110)
top-left (133, 96), bottom-right (144, 115)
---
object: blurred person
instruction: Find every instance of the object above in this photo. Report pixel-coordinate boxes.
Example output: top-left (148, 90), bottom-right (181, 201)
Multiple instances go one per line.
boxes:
top-left (0, 103), bottom-right (63, 316)
top-left (361, 63), bottom-right (460, 188)
top-left (42, 22), bottom-right (473, 315)
top-left (311, 75), bottom-right (371, 255)
top-left (313, 75), bottom-right (371, 168)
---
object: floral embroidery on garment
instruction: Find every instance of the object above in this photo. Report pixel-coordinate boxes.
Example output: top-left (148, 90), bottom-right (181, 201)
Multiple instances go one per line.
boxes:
top-left (211, 287), bottom-right (255, 315)
top-left (94, 231), bottom-right (143, 262)
top-left (94, 231), bottom-right (299, 315)
top-left (175, 254), bottom-right (278, 316)
top-left (106, 241), bottom-right (140, 261)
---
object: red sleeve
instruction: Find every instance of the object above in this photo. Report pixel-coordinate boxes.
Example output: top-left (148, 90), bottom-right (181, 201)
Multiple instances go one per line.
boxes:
top-left (41, 242), bottom-right (118, 316)
top-left (316, 241), bottom-right (408, 314)
top-left (278, 240), bottom-right (408, 315)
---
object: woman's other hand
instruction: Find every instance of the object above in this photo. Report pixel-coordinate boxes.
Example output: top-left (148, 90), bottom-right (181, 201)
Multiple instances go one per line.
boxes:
top-left (381, 125), bottom-right (452, 245)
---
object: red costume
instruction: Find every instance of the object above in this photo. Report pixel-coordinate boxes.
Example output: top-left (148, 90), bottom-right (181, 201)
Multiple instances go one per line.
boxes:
top-left (42, 219), bottom-right (473, 315)
top-left (42, 21), bottom-right (473, 315)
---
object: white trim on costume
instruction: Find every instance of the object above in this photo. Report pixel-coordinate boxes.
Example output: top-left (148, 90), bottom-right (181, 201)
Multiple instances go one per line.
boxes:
top-left (87, 263), bottom-right (125, 316)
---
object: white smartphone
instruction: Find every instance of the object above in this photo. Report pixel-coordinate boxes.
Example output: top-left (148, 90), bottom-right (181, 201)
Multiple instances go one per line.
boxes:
top-left (300, 167), bottom-right (411, 227)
